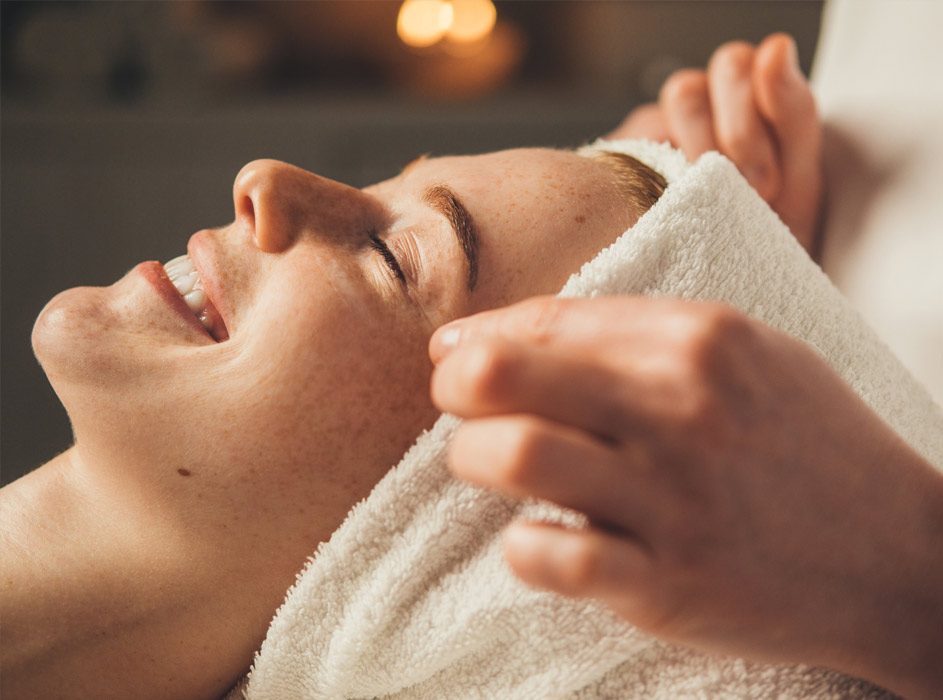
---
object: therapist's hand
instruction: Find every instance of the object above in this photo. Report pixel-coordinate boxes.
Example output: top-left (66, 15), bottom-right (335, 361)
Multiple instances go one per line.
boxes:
top-left (430, 296), bottom-right (943, 700)
top-left (608, 34), bottom-right (824, 256)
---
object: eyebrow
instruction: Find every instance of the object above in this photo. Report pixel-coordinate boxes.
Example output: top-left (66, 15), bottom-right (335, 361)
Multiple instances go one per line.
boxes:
top-left (422, 184), bottom-right (480, 292)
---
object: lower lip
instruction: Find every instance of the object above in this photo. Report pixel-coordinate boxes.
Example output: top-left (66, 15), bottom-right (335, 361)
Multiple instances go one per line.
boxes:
top-left (135, 261), bottom-right (214, 341)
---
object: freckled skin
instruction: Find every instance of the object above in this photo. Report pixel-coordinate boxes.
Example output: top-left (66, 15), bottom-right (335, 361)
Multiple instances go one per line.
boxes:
top-left (8, 148), bottom-right (639, 700)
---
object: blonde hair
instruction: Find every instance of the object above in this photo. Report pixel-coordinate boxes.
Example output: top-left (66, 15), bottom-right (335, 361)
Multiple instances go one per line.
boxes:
top-left (586, 150), bottom-right (667, 221)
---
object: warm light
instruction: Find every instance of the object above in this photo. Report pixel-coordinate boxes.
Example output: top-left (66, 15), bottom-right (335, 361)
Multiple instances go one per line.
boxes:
top-left (397, 0), bottom-right (454, 48)
top-left (446, 0), bottom-right (496, 44)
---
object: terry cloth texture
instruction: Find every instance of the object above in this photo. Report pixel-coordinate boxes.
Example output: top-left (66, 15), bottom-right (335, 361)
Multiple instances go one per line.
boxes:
top-left (240, 139), bottom-right (943, 700)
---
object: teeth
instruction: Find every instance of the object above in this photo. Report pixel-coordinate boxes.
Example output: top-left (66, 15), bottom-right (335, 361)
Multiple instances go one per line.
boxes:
top-left (183, 289), bottom-right (206, 312)
top-left (171, 271), bottom-right (199, 296)
top-left (167, 264), bottom-right (195, 282)
top-left (164, 254), bottom-right (193, 274)
top-left (163, 254), bottom-right (210, 323)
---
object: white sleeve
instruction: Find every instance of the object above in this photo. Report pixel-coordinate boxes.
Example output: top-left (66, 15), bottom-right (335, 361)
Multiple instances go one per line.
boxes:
top-left (812, 0), bottom-right (943, 406)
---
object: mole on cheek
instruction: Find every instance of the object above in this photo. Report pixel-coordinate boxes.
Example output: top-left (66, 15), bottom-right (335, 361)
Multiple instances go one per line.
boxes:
top-left (575, 214), bottom-right (586, 224)
top-left (177, 468), bottom-right (192, 477)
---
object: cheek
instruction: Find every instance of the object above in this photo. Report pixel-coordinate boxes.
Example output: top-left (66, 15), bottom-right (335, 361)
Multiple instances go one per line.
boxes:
top-left (227, 286), bottom-right (437, 483)
top-left (148, 305), bottom-right (439, 583)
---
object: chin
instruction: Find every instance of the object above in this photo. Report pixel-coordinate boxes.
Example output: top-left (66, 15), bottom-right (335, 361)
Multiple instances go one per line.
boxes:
top-left (32, 283), bottom-right (153, 433)
top-left (33, 269), bottom-right (193, 383)
top-left (32, 288), bottom-right (112, 439)
top-left (32, 286), bottom-right (114, 381)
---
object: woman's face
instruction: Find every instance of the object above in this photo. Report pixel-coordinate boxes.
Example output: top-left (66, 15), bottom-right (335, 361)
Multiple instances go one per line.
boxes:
top-left (32, 147), bottom-right (637, 580)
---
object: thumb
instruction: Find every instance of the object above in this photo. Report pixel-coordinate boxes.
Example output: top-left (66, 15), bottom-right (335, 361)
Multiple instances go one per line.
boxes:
top-left (429, 295), bottom-right (664, 364)
top-left (430, 295), bottom-right (560, 363)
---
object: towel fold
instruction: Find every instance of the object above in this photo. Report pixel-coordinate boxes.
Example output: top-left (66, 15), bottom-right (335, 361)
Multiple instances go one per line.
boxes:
top-left (242, 139), bottom-right (942, 700)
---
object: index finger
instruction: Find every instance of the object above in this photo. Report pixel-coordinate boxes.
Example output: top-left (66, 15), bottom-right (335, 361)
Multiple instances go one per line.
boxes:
top-left (429, 295), bottom-right (684, 364)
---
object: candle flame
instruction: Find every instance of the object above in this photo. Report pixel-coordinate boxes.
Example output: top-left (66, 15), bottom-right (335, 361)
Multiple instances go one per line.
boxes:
top-left (397, 0), bottom-right (496, 48)
top-left (447, 0), bottom-right (496, 44)
top-left (397, 0), bottom-right (453, 48)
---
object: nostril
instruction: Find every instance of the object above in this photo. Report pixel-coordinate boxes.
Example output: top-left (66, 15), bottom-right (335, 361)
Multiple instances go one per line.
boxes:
top-left (235, 193), bottom-right (259, 244)
top-left (237, 194), bottom-right (255, 225)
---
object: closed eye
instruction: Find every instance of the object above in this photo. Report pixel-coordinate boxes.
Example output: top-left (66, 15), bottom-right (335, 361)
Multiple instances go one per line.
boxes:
top-left (368, 230), bottom-right (407, 285)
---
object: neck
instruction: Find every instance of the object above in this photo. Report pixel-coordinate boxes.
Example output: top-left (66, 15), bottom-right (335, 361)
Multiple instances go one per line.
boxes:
top-left (0, 448), bottom-right (255, 700)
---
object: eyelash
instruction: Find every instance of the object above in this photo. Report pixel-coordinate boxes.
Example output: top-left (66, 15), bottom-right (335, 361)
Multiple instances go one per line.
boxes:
top-left (368, 230), bottom-right (407, 285)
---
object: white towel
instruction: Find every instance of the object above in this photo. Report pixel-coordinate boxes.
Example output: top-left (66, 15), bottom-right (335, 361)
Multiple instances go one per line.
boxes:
top-left (241, 140), bottom-right (943, 700)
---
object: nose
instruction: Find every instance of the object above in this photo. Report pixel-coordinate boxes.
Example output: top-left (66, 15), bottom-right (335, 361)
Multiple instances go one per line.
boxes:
top-left (232, 159), bottom-right (381, 253)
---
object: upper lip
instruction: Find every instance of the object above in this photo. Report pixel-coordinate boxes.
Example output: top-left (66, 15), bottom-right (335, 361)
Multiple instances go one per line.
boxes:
top-left (187, 231), bottom-right (230, 335)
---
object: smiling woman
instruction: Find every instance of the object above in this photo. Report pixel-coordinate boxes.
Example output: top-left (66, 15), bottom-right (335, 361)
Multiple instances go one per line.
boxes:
top-left (1, 146), bottom-right (664, 700)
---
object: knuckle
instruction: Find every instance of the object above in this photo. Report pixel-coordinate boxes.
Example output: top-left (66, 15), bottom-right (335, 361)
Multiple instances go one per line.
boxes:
top-left (673, 305), bottom-right (746, 381)
top-left (515, 296), bottom-right (569, 345)
top-left (677, 383), bottom-right (720, 428)
top-left (673, 305), bottom-right (761, 429)
top-left (495, 421), bottom-right (549, 489)
top-left (461, 341), bottom-right (520, 406)
top-left (448, 424), bottom-right (483, 474)
top-left (682, 304), bottom-right (751, 364)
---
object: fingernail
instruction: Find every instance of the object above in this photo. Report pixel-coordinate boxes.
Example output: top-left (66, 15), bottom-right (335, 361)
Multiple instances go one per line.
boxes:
top-left (439, 325), bottom-right (462, 349)
top-left (430, 321), bottom-right (463, 363)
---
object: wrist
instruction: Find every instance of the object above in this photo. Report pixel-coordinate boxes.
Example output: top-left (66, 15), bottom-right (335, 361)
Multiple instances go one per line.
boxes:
top-left (832, 446), bottom-right (943, 699)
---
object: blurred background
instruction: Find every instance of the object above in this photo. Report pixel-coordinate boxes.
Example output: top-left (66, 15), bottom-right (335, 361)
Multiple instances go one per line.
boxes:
top-left (1, 0), bottom-right (824, 484)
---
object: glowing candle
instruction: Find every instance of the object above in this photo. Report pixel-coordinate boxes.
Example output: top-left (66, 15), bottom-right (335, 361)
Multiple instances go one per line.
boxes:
top-left (446, 0), bottom-right (496, 44)
top-left (397, 0), bottom-right (453, 48)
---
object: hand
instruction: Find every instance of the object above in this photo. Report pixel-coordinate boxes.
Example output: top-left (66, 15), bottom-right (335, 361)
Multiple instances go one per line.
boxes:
top-left (430, 296), bottom-right (943, 700)
top-left (608, 34), bottom-right (824, 256)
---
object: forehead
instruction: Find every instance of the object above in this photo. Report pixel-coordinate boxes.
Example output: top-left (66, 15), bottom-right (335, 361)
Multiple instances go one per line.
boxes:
top-left (379, 147), bottom-right (636, 312)
top-left (369, 147), bottom-right (616, 199)
top-left (403, 147), bottom-right (607, 189)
